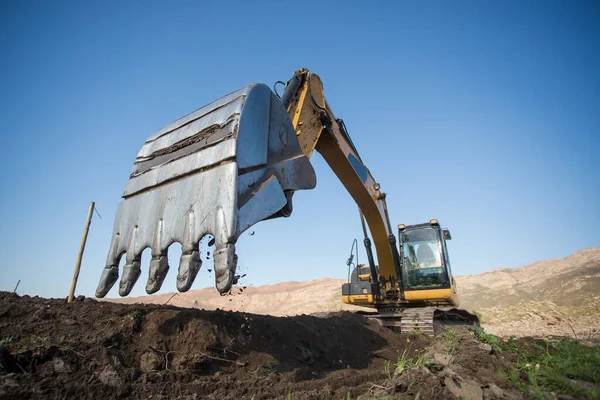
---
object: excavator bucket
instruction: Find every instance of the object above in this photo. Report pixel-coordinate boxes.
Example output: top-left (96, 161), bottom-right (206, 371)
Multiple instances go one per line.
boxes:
top-left (96, 83), bottom-right (316, 298)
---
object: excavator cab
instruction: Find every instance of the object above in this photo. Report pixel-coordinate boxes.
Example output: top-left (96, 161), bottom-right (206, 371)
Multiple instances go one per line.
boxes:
top-left (399, 219), bottom-right (453, 291)
top-left (343, 218), bottom-right (459, 309)
top-left (344, 218), bottom-right (477, 334)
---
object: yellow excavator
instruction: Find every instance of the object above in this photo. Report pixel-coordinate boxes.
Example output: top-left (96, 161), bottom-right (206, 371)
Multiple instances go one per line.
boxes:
top-left (95, 68), bottom-right (478, 334)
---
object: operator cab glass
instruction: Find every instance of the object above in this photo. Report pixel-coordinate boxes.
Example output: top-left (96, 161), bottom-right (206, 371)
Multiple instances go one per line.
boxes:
top-left (400, 226), bottom-right (450, 290)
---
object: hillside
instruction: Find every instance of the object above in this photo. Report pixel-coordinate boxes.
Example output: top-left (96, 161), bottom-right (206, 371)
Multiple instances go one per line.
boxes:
top-left (457, 248), bottom-right (600, 309)
top-left (109, 248), bottom-right (600, 339)
top-left (111, 278), bottom-right (361, 315)
top-left (458, 248), bottom-right (600, 338)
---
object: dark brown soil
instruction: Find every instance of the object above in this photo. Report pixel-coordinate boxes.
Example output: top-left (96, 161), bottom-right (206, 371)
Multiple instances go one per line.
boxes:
top-left (0, 292), bottom-right (523, 399)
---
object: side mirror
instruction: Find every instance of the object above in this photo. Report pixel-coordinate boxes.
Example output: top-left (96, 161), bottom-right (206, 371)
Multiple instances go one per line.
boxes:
top-left (442, 229), bottom-right (452, 240)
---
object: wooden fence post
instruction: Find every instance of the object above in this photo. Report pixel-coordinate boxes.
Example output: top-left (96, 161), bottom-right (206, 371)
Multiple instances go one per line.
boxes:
top-left (68, 202), bottom-right (95, 303)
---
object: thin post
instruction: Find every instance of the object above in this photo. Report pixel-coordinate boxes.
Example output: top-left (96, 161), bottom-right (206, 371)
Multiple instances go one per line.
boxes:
top-left (13, 280), bottom-right (21, 293)
top-left (68, 202), bottom-right (95, 303)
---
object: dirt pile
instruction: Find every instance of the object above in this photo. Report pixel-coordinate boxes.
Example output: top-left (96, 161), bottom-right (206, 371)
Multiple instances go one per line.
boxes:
top-left (110, 248), bottom-right (600, 340)
top-left (0, 292), bottom-right (526, 399)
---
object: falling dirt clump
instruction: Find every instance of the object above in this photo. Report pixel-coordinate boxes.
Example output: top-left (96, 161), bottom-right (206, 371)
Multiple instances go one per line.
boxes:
top-left (0, 292), bottom-right (539, 399)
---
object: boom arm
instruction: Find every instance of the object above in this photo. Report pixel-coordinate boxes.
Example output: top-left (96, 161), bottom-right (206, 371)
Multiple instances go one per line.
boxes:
top-left (281, 69), bottom-right (401, 281)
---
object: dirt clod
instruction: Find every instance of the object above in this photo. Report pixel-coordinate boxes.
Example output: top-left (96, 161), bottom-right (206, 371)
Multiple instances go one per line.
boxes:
top-left (98, 366), bottom-right (122, 387)
top-left (139, 351), bottom-right (162, 373)
top-left (433, 352), bottom-right (451, 366)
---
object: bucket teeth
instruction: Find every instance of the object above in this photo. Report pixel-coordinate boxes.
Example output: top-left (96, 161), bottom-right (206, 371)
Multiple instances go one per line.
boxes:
top-left (146, 255), bottom-right (169, 294)
top-left (176, 250), bottom-right (201, 292)
top-left (97, 82), bottom-right (316, 297)
top-left (214, 244), bottom-right (237, 293)
top-left (96, 264), bottom-right (119, 298)
top-left (146, 219), bottom-right (169, 294)
top-left (119, 259), bottom-right (142, 297)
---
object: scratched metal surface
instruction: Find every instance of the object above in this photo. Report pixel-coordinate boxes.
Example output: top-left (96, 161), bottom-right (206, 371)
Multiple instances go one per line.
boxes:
top-left (97, 83), bottom-right (315, 298)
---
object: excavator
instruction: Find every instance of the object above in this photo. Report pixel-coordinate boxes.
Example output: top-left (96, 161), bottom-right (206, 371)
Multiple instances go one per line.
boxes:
top-left (95, 68), bottom-right (478, 335)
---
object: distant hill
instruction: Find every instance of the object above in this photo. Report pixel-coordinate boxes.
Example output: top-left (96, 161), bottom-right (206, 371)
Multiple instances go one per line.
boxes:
top-left (457, 248), bottom-right (600, 309)
top-left (107, 248), bottom-right (600, 338)
top-left (112, 278), bottom-right (366, 315)
top-left (457, 248), bottom-right (600, 338)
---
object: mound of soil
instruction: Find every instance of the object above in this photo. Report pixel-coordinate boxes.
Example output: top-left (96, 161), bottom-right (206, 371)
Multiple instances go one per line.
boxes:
top-left (0, 292), bottom-right (522, 399)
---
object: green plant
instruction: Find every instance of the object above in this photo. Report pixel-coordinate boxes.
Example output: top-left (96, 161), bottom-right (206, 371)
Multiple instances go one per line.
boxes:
top-left (384, 359), bottom-right (393, 379)
top-left (469, 326), bottom-right (502, 351)
top-left (441, 328), bottom-right (460, 357)
top-left (500, 335), bottom-right (518, 353)
top-left (441, 328), bottom-right (457, 343)
top-left (390, 347), bottom-right (426, 377)
top-left (503, 337), bottom-right (600, 399)
top-left (0, 336), bottom-right (14, 346)
top-left (499, 368), bottom-right (526, 392)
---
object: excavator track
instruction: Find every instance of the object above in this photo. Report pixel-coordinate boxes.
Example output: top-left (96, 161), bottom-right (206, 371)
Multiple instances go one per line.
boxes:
top-left (365, 307), bottom-right (479, 336)
top-left (371, 307), bottom-right (435, 335)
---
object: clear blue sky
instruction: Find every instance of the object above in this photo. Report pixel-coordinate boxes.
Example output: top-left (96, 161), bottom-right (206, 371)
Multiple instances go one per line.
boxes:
top-left (1, 1), bottom-right (598, 299)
